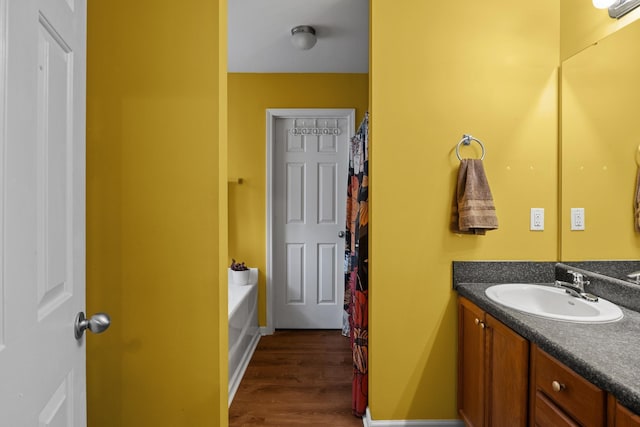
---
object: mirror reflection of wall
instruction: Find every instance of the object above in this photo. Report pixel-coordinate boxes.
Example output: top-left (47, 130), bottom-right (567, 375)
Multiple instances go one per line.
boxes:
top-left (561, 17), bottom-right (640, 260)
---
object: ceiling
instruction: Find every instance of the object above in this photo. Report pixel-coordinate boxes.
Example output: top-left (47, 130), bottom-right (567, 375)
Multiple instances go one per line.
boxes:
top-left (228, 0), bottom-right (369, 73)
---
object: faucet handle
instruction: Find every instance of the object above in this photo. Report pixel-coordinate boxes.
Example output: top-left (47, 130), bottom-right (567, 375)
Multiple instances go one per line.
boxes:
top-left (626, 271), bottom-right (640, 285)
top-left (567, 270), bottom-right (589, 287)
top-left (567, 270), bottom-right (581, 281)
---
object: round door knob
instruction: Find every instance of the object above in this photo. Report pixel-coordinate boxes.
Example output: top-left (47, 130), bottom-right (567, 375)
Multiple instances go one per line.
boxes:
top-left (338, 231), bottom-right (345, 238)
top-left (75, 312), bottom-right (111, 339)
top-left (474, 318), bottom-right (480, 325)
top-left (479, 322), bottom-right (486, 329)
top-left (552, 380), bottom-right (565, 392)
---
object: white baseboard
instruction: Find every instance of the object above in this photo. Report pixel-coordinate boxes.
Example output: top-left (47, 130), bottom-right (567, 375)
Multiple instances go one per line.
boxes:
top-left (260, 325), bottom-right (274, 335)
top-left (228, 332), bottom-right (261, 407)
top-left (363, 408), bottom-right (464, 427)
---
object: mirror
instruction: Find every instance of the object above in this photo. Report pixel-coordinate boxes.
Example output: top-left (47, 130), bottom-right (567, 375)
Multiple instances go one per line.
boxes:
top-left (560, 17), bottom-right (640, 261)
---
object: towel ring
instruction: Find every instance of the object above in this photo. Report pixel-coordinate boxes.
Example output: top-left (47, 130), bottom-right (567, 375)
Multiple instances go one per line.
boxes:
top-left (456, 134), bottom-right (486, 161)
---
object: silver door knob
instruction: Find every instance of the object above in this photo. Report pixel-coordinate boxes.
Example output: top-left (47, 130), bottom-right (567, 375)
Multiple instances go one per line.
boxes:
top-left (338, 231), bottom-right (345, 238)
top-left (75, 312), bottom-right (111, 339)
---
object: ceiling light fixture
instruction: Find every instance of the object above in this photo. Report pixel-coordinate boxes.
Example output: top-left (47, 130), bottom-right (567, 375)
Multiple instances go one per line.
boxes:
top-left (290, 25), bottom-right (317, 50)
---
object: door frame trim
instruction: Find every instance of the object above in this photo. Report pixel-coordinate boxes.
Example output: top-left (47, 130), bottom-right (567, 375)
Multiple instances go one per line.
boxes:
top-left (265, 108), bottom-right (355, 334)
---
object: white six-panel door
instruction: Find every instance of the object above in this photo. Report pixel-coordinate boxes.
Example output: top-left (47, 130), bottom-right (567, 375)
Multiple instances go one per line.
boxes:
top-left (272, 111), bottom-right (351, 329)
top-left (0, 0), bottom-right (87, 425)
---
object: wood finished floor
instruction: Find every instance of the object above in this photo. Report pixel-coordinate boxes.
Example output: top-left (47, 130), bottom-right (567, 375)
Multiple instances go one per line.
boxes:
top-left (229, 330), bottom-right (364, 427)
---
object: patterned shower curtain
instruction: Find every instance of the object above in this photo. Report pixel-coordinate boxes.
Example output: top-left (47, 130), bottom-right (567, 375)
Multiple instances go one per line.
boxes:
top-left (343, 112), bottom-right (369, 417)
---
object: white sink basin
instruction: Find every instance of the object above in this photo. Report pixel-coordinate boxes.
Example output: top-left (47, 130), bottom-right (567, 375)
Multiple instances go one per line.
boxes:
top-left (485, 284), bottom-right (623, 323)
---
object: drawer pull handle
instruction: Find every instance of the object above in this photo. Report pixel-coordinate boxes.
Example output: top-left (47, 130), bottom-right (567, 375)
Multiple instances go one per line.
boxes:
top-left (552, 381), bottom-right (566, 392)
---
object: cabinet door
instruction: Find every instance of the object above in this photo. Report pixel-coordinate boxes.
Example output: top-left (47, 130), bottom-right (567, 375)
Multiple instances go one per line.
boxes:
top-left (458, 298), bottom-right (487, 427)
top-left (486, 314), bottom-right (529, 427)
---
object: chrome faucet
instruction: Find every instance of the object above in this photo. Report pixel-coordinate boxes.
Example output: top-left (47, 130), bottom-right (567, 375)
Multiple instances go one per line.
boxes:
top-left (554, 270), bottom-right (598, 302)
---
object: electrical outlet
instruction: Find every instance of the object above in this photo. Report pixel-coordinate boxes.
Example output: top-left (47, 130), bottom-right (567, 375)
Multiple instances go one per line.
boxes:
top-left (530, 208), bottom-right (544, 231)
top-left (571, 208), bottom-right (585, 231)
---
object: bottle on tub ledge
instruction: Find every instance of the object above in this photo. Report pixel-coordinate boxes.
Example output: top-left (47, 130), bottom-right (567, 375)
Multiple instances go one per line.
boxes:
top-left (228, 259), bottom-right (257, 286)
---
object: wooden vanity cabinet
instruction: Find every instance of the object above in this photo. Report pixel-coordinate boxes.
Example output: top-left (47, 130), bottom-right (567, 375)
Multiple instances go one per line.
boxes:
top-left (608, 396), bottom-right (640, 427)
top-left (458, 297), bottom-right (529, 427)
top-left (459, 296), bottom-right (640, 427)
top-left (530, 345), bottom-right (606, 427)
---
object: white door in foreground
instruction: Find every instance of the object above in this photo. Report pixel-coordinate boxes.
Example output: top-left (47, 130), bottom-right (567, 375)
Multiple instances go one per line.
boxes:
top-left (0, 0), bottom-right (105, 425)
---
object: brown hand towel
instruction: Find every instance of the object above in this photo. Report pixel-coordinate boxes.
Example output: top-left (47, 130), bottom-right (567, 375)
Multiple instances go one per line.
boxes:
top-left (635, 167), bottom-right (640, 232)
top-left (451, 159), bottom-right (498, 235)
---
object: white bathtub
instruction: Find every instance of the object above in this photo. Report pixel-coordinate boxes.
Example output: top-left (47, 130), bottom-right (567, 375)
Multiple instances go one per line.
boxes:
top-left (228, 268), bottom-right (260, 406)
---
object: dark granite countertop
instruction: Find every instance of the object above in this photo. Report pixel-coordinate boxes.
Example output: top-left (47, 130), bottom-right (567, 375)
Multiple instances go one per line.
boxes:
top-left (453, 261), bottom-right (640, 415)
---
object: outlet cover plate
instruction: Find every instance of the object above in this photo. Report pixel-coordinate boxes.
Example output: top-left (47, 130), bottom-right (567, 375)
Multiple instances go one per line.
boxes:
top-left (530, 208), bottom-right (544, 231)
top-left (571, 208), bottom-right (585, 231)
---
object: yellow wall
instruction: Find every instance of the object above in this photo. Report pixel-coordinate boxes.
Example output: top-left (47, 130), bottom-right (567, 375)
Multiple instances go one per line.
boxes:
top-left (370, 1), bottom-right (559, 420)
top-left (561, 0), bottom-right (640, 60)
top-left (85, 0), bottom-right (640, 424)
top-left (86, 2), bottom-right (123, 422)
top-left (561, 18), bottom-right (640, 260)
top-left (217, 1), bottom-right (230, 424)
top-left (227, 73), bottom-right (369, 325)
top-left (87, 1), bottom-right (228, 426)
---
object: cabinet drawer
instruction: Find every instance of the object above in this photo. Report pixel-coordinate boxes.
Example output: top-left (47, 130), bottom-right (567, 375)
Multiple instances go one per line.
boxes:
top-left (616, 401), bottom-right (640, 427)
top-left (534, 391), bottom-right (579, 427)
top-left (534, 346), bottom-right (605, 427)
